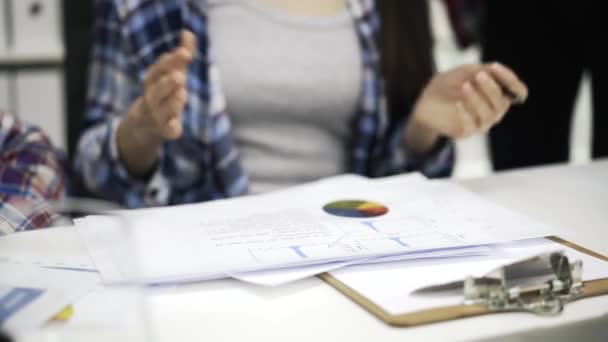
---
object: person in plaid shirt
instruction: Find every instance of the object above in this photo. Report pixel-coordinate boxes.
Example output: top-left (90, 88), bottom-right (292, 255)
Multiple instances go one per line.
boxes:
top-left (0, 111), bottom-right (65, 235)
top-left (75, 0), bottom-right (528, 208)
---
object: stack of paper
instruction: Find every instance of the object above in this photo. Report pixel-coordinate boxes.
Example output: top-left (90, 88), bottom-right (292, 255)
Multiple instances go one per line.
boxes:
top-left (75, 173), bottom-right (556, 285)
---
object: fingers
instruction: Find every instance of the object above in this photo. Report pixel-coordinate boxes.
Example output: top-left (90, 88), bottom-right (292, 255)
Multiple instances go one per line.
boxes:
top-left (144, 30), bottom-right (196, 89)
top-left (455, 101), bottom-right (477, 138)
top-left (145, 71), bottom-right (186, 107)
top-left (147, 79), bottom-right (186, 140)
top-left (165, 116), bottom-right (184, 140)
top-left (462, 81), bottom-right (496, 132)
top-left (144, 48), bottom-right (193, 89)
top-left (138, 30), bottom-right (197, 140)
top-left (148, 84), bottom-right (187, 140)
top-left (473, 71), bottom-right (511, 122)
top-left (475, 71), bottom-right (507, 112)
top-left (180, 30), bottom-right (197, 56)
top-left (487, 62), bottom-right (528, 103)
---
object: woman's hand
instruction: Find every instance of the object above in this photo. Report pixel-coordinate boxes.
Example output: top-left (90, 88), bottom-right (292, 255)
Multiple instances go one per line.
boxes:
top-left (130, 30), bottom-right (196, 142)
top-left (405, 63), bottom-right (528, 154)
top-left (117, 30), bottom-right (197, 177)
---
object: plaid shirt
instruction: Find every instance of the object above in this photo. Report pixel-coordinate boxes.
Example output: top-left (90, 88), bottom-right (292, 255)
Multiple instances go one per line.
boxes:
top-left (75, 0), bottom-right (454, 208)
top-left (0, 111), bottom-right (65, 235)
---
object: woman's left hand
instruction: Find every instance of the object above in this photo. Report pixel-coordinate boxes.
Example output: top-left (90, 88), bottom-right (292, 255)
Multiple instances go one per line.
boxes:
top-left (411, 62), bottom-right (528, 140)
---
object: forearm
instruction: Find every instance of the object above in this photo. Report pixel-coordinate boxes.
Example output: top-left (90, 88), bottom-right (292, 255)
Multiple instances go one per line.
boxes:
top-left (116, 98), bottom-right (163, 177)
top-left (403, 115), bottom-right (440, 156)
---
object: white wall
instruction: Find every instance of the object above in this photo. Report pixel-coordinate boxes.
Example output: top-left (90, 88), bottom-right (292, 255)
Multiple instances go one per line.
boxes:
top-left (0, 72), bottom-right (9, 111)
top-left (14, 69), bottom-right (66, 149)
top-left (0, 0), bottom-right (66, 149)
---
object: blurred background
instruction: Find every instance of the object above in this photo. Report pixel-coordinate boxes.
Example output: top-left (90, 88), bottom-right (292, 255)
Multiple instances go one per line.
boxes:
top-left (0, 0), bottom-right (592, 179)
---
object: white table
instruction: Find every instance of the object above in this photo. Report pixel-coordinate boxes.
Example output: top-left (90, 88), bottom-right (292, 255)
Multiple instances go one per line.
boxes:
top-left (17, 160), bottom-right (608, 341)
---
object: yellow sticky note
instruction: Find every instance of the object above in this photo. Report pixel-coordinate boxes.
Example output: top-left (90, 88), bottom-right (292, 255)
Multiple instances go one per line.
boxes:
top-left (50, 305), bottom-right (74, 322)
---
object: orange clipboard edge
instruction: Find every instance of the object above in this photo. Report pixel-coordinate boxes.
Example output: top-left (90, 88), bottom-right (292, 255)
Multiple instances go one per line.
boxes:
top-left (318, 236), bottom-right (608, 327)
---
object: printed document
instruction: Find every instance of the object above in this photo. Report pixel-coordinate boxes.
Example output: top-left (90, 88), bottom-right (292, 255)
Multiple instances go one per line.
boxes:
top-left (77, 174), bottom-right (555, 284)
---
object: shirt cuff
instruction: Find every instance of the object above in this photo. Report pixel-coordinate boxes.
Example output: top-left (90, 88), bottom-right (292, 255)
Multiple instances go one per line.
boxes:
top-left (404, 135), bottom-right (455, 178)
top-left (0, 198), bottom-right (55, 235)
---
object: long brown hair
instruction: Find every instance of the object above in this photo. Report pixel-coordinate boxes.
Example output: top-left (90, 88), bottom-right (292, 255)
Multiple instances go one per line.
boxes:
top-left (377, 0), bottom-right (435, 121)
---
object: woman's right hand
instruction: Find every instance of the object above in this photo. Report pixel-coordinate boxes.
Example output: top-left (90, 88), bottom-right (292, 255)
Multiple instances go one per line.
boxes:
top-left (117, 30), bottom-right (197, 177)
top-left (413, 63), bottom-right (527, 139)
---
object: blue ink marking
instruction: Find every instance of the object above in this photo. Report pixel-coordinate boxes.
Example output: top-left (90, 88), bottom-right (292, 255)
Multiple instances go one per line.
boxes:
top-left (289, 246), bottom-right (307, 258)
top-left (0, 287), bottom-right (44, 323)
top-left (361, 221), bottom-right (380, 233)
top-left (389, 237), bottom-right (409, 248)
top-left (43, 266), bottom-right (97, 272)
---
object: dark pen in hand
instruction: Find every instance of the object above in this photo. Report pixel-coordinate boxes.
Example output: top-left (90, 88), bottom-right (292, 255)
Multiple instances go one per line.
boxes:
top-left (502, 85), bottom-right (525, 105)
top-left (0, 329), bottom-right (13, 342)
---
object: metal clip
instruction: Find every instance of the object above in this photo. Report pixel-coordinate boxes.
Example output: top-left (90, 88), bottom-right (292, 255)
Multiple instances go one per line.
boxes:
top-left (463, 251), bottom-right (583, 315)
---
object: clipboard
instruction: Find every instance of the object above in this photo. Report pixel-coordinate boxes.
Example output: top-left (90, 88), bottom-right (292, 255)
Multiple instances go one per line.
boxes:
top-left (319, 236), bottom-right (608, 327)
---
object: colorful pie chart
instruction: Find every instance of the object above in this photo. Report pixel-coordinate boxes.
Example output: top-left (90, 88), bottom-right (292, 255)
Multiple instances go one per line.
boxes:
top-left (323, 200), bottom-right (389, 218)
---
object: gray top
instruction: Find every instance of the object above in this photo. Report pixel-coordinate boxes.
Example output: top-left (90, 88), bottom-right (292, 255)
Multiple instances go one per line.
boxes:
top-left (207, 0), bottom-right (362, 194)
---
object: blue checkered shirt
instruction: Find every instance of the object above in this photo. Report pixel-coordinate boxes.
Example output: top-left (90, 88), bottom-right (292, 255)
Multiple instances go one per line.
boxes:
top-left (75, 0), bottom-right (454, 208)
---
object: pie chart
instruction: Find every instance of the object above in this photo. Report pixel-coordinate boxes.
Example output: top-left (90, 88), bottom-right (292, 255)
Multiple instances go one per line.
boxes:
top-left (323, 200), bottom-right (389, 218)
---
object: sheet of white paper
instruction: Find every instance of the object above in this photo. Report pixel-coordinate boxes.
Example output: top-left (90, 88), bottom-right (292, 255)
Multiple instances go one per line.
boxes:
top-left (231, 245), bottom-right (492, 286)
top-left (77, 174), bottom-right (555, 284)
top-left (0, 264), bottom-right (100, 332)
top-left (0, 226), bottom-right (96, 271)
top-left (355, 245), bottom-right (492, 265)
top-left (230, 259), bottom-right (365, 287)
top-left (14, 287), bottom-right (152, 342)
top-left (328, 238), bottom-right (608, 316)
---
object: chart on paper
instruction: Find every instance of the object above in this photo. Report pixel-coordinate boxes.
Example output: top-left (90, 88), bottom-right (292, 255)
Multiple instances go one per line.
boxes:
top-left (196, 208), bottom-right (472, 266)
top-left (79, 173), bottom-right (555, 283)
